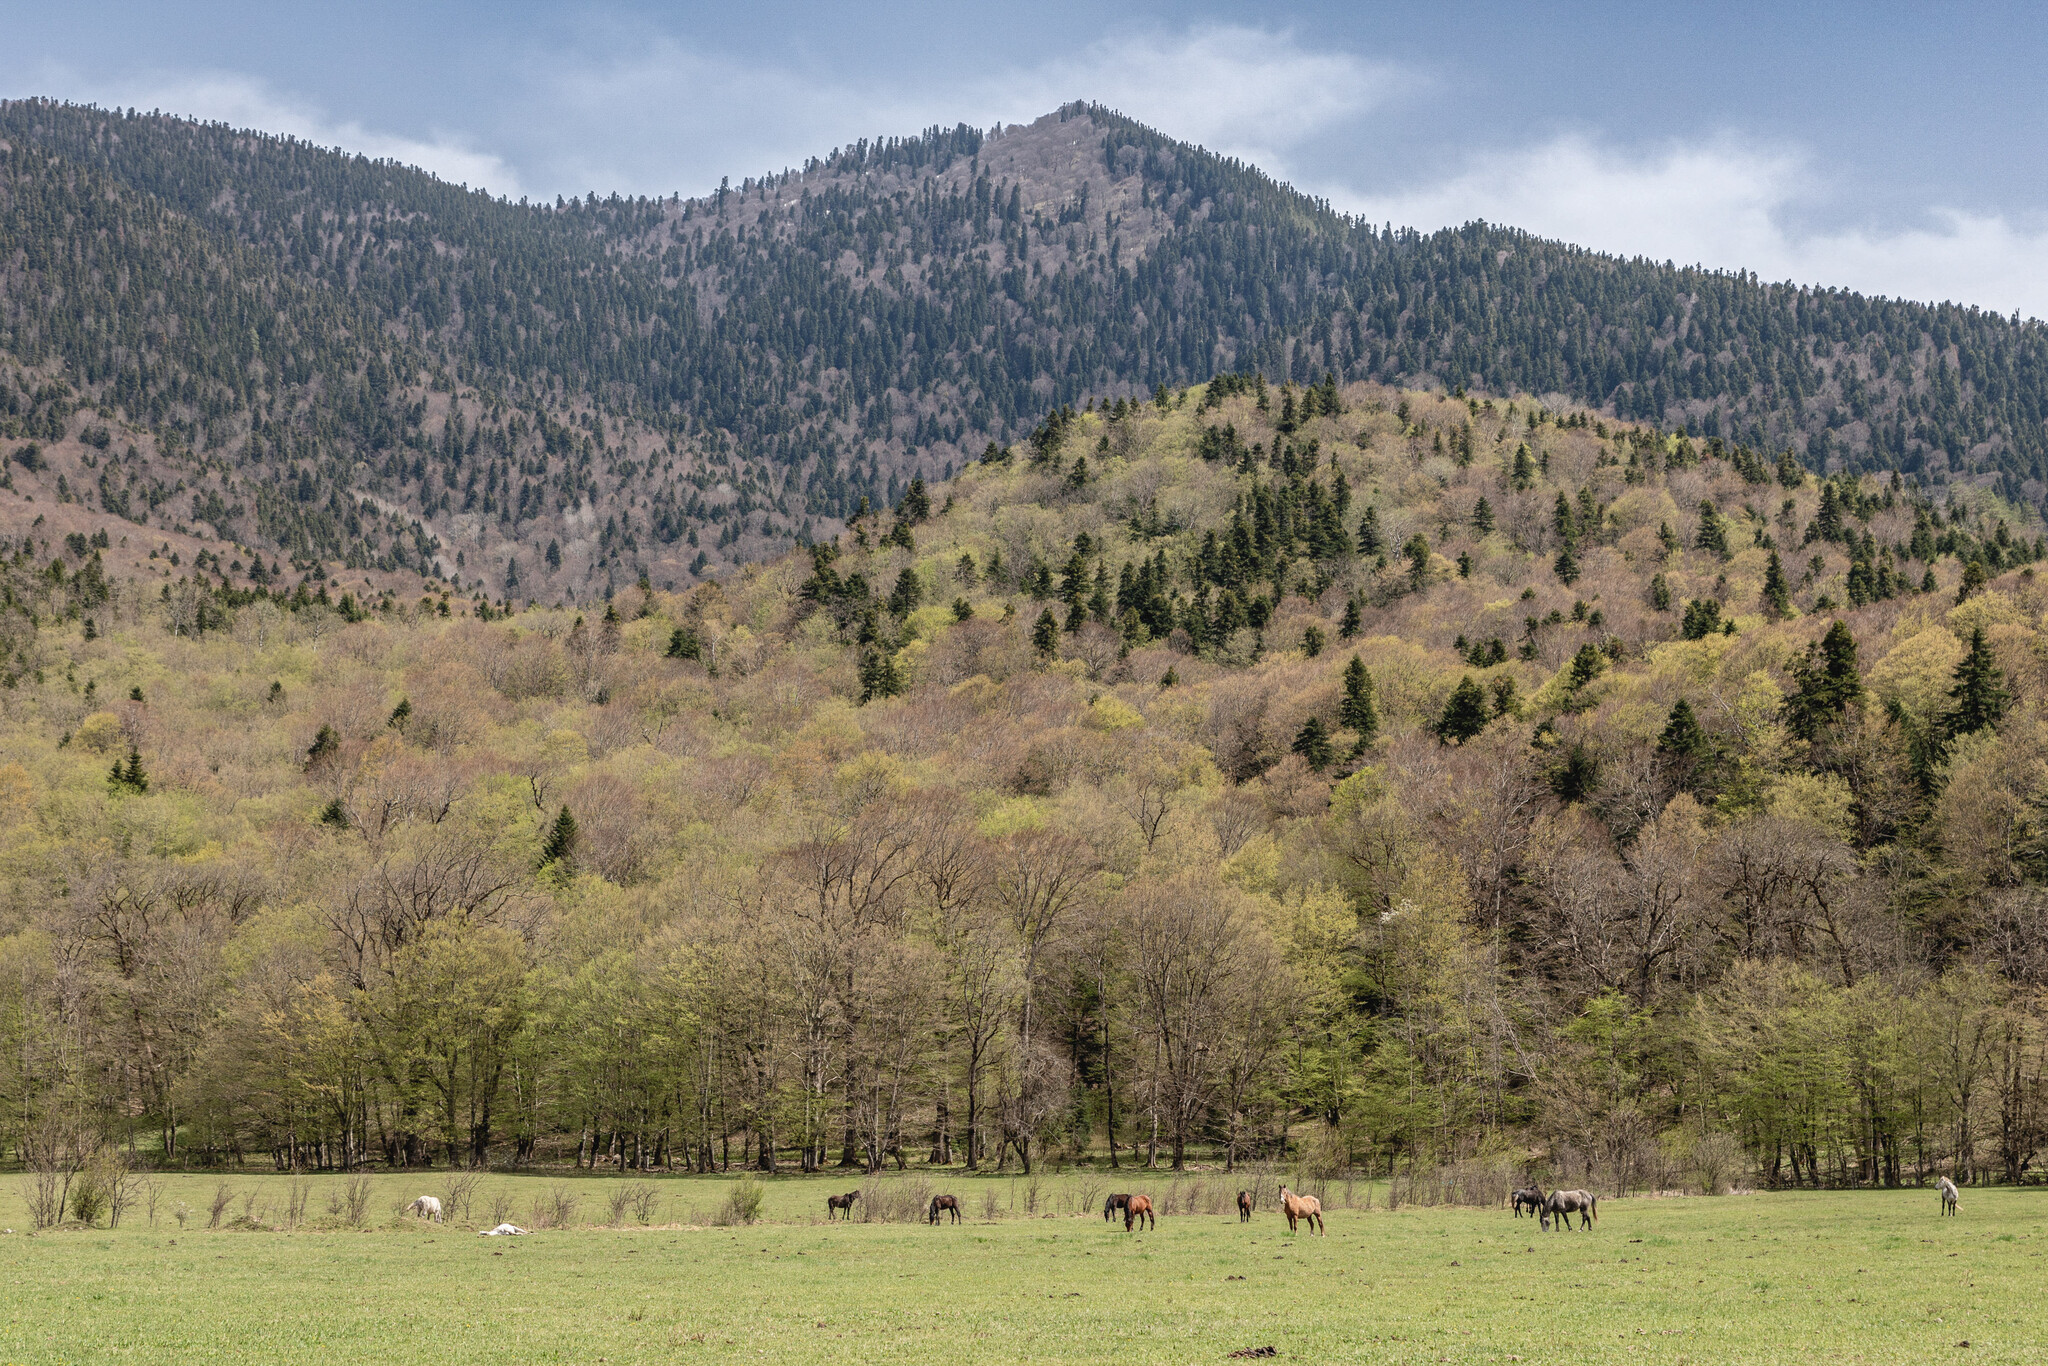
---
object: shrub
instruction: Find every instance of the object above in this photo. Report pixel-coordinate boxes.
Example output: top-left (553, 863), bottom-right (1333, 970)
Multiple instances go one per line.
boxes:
top-left (716, 1176), bottom-right (763, 1226)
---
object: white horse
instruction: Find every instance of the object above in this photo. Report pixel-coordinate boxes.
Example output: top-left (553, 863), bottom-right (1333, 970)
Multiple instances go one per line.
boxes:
top-left (1939, 1177), bottom-right (1959, 1216)
top-left (405, 1195), bottom-right (444, 1222)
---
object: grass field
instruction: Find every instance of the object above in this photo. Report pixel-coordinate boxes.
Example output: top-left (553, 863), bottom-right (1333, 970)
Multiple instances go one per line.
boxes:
top-left (3, 1171), bottom-right (2044, 1364)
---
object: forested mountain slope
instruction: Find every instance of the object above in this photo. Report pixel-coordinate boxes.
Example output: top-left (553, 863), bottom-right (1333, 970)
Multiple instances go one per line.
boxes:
top-left (4, 375), bottom-right (2047, 1188)
top-left (2, 99), bottom-right (2046, 608)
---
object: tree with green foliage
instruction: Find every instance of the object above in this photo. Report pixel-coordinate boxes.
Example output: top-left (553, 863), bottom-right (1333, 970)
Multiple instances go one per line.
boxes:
top-left (1957, 557), bottom-right (1988, 603)
top-left (1761, 550), bottom-right (1793, 619)
top-left (1681, 599), bottom-right (1724, 640)
top-left (1567, 642), bottom-right (1606, 690)
top-left (108, 747), bottom-right (148, 794)
top-left (1356, 507), bottom-right (1382, 557)
top-left (666, 626), bottom-right (703, 660)
top-left (1338, 598), bottom-right (1362, 639)
top-left (1434, 676), bottom-right (1491, 744)
top-left (1032, 608), bottom-right (1060, 658)
top-left (1471, 496), bottom-right (1494, 535)
top-left (304, 724), bottom-right (339, 771)
top-left (1783, 621), bottom-right (1862, 741)
top-left (539, 805), bottom-right (578, 869)
top-left (1340, 655), bottom-right (1378, 749)
top-left (1291, 716), bottom-right (1335, 773)
top-left (1657, 698), bottom-right (1708, 762)
top-left (1694, 501), bottom-right (1729, 558)
top-left (1944, 628), bottom-right (2009, 738)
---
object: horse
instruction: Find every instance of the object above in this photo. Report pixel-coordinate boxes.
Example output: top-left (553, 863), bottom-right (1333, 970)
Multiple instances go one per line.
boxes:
top-left (1277, 1185), bottom-right (1324, 1236)
top-left (1237, 1190), bottom-right (1253, 1222)
top-left (404, 1195), bottom-right (443, 1222)
top-left (1123, 1194), bottom-right (1154, 1232)
top-left (1510, 1187), bottom-right (1544, 1218)
top-left (1939, 1176), bottom-right (1960, 1216)
top-left (1544, 1189), bottom-right (1597, 1231)
top-left (928, 1194), bottom-right (963, 1225)
top-left (1103, 1193), bottom-right (1132, 1223)
top-left (826, 1190), bottom-right (860, 1221)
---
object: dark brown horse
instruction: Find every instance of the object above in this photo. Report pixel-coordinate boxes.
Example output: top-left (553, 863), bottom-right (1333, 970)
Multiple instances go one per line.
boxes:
top-left (928, 1194), bottom-right (962, 1225)
top-left (1237, 1190), bottom-right (1253, 1222)
top-left (826, 1190), bottom-right (860, 1220)
top-left (1123, 1194), bottom-right (1154, 1232)
top-left (1103, 1193), bottom-right (1132, 1223)
top-left (1510, 1186), bottom-right (1544, 1218)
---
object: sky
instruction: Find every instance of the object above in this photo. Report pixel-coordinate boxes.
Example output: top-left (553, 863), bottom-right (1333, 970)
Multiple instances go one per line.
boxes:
top-left (6, 0), bottom-right (2048, 317)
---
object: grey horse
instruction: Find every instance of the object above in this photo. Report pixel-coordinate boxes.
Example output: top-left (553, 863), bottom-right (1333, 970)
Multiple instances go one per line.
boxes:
top-left (1542, 1189), bottom-right (1597, 1231)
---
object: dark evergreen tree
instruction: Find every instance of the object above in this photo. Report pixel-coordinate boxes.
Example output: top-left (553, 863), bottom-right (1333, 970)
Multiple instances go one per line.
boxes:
top-left (1291, 716), bottom-right (1335, 773)
top-left (1340, 655), bottom-right (1378, 747)
top-left (539, 805), bottom-right (579, 869)
top-left (1761, 550), bottom-right (1792, 619)
top-left (1434, 676), bottom-right (1491, 744)
top-left (1944, 627), bottom-right (2009, 738)
top-left (1783, 621), bottom-right (1862, 741)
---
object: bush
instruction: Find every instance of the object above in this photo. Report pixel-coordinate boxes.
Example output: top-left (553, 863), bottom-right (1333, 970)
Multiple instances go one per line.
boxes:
top-left (716, 1176), bottom-right (763, 1226)
top-left (529, 1184), bottom-right (578, 1230)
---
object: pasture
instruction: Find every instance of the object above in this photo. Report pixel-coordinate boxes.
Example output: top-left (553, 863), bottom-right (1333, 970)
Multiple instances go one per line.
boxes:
top-left (3, 1174), bottom-right (2045, 1364)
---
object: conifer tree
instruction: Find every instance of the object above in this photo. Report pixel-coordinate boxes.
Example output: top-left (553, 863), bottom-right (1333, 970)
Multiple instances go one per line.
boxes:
top-left (1761, 550), bottom-right (1793, 619)
top-left (1694, 500), bottom-right (1729, 557)
top-left (1783, 621), bottom-right (1862, 740)
top-left (1338, 598), bottom-right (1362, 639)
top-left (1355, 507), bottom-right (1382, 556)
top-left (1340, 655), bottom-right (1378, 748)
top-left (1471, 496), bottom-right (1494, 535)
top-left (1032, 608), bottom-right (1060, 658)
top-left (1291, 716), bottom-right (1334, 773)
top-left (1944, 627), bottom-right (2009, 738)
top-left (539, 805), bottom-right (578, 869)
top-left (1434, 676), bottom-right (1490, 744)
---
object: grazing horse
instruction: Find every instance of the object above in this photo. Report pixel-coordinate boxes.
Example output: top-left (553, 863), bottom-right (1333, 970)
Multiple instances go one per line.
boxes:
top-left (1510, 1187), bottom-right (1544, 1218)
top-left (928, 1194), bottom-right (963, 1225)
top-left (1277, 1185), bottom-right (1324, 1236)
top-left (1123, 1194), bottom-right (1155, 1232)
top-left (1237, 1190), bottom-right (1253, 1222)
top-left (1544, 1189), bottom-right (1597, 1231)
top-left (1939, 1177), bottom-right (1960, 1216)
top-left (1103, 1193), bottom-right (1132, 1223)
top-left (826, 1190), bottom-right (860, 1221)
top-left (405, 1195), bottom-right (443, 1222)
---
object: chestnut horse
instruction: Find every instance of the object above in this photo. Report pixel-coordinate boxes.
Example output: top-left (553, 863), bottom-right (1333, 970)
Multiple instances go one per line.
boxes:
top-left (1277, 1185), bottom-right (1324, 1235)
top-left (928, 1194), bottom-right (962, 1225)
top-left (1237, 1190), bottom-right (1252, 1222)
top-left (826, 1190), bottom-right (860, 1220)
top-left (1103, 1193), bottom-right (1132, 1223)
top-left (1123, 1194), bottom-right (1154, 1231)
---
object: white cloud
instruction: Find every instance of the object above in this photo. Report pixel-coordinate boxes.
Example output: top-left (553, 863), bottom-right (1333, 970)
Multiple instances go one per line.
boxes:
top-left (17, 63), bottom-right (527, 199)
top-left (517, 22), bottom-right (1400, 197)
top-left (1341, 134), bottom-right (2048, 320)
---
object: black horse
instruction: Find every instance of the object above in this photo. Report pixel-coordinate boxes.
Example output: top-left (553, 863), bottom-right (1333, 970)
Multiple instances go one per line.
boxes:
top-left (1103, 1193), bottom-right (1132, 1223)
top-left (826, 1190), bottom-right (860, 1220)
top-left (928, 1194), bottom-right (963, 1225)
top-left (1510, 1187), bottom-right (1544, 1218)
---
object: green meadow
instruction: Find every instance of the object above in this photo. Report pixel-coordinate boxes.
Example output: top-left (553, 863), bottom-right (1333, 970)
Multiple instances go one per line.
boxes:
top-left (3, 1174), bottom-right (2044, 1364)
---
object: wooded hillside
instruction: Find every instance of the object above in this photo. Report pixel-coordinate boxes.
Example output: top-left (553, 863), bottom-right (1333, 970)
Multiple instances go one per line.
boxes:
top-left (4, 99), bottom-right (2046, 607)
top-left (4, 374), bottom-right (2046, 1189)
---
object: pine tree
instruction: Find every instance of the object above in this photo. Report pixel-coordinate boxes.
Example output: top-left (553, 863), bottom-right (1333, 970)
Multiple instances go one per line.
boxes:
top-left (1761, 550), bottom-right (1792, 619)
top-left (1301, 625), bottom-right (1325, 658)
top-left (388, 698), bottom-right (412, 729)
top-left (1291, 716), bottom-right (1334, 773)
top-left (1340, 655), bottom-right (1379, 747)
top-left (898, 475), bottom-right (932, 523)
top-left (1434, 676), bottom-right (1491, 744)
top-left (1657, 698), bottom-right (1707, 761)
top-left (1650, 572), bottom-right (1672, 611)
top-left (1944, 627), bottom-right (2009, 738)
top-left (1776, 449), bottom-right (1804, 488)
top-left (1694, 500), bottom-right (1729, 557)
top-left (1957, 557), bottom-right (1988, 603)
top-left (539, 805), bottom-right (578, 869)
top-left (1554, 539), bottom-right (1580, 586)
top-left (1567, 643), bottom-right (1606, 690)
top-left (1783, 621), bottom-right (1862, 741)
top-left (1471, 496), bottom-right (1494, 535)
top-left (304, 724), bottom-right (339, 771)
top-left (1338, 598), bottom-right (1362, 639)
top-left (1032, 608), bottom-right (1060, 658)
top-left (666, 626), bottom-right (702, 660)
top-left (1355, 506), bottom-right (1382, 556)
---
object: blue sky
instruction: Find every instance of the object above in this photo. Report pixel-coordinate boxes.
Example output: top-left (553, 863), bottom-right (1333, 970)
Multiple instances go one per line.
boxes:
top-left (8, 1), bottom-right (2048, 315)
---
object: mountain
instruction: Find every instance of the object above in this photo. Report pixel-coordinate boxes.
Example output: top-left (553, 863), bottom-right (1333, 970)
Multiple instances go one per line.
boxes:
top-left (2, 98), bottom-right (2046, 609)
top-left (2, 368), bottom-right (2043, 1183)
